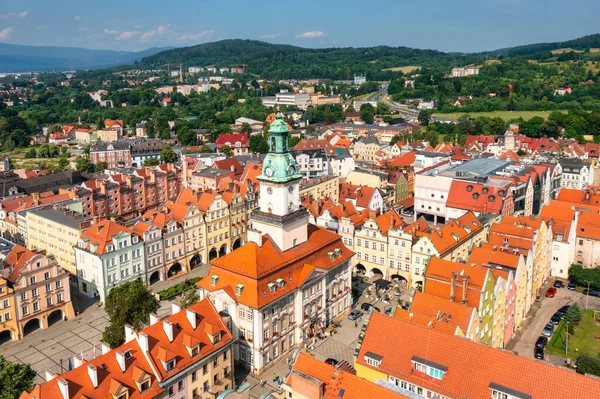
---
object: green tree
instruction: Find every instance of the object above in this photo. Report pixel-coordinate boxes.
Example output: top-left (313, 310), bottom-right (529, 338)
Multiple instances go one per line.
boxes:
top-left (563, 304), bottom-right (582, 331)
top-left (96, 161), bottom-right (108, 171)
top-left (418, 109), bottom-right (433, 126)
top-left (240, 122), bottom-right (253, 134)
top-left (75, 156), bottom-right (94, 173)
top-left (160, 145), bottom-right (178, 164)
top-left (3, 138), bottom-right (15, 152)
top-left (249, 134), bottom-right (269, 154)
top-left (199, 145), bottom-right (213, 154)
top-left (390, 134), bottom-right (402, 147)
top-left (219, 145), bottom-right (234, 157)
top-left (178, 287), bottom-right (200, 309)
top-left (0, 355), bottom-right (36, 399)
top-left (143, 158), bottom-right (160, 167)
top-left (288, 136), bottom-right (301, 149)
top-left (57, 157), bottom-right (70, 170)
top-left (577, 355), bottom-right (600, 377)
top-left (360, 104), bottom-right (375, 124)
top-left (177, 126), bottom-right (197, 146)
top-left (102, 279), bottom-right (159, 348)
top-left (24, 148), bottom-right (37, 159)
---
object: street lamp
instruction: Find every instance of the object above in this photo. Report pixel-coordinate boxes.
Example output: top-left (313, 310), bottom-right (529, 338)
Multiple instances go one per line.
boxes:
top-left (585, 280), bottom-right (593, 310)
top-left (562, 317), bottom-right (570, 357)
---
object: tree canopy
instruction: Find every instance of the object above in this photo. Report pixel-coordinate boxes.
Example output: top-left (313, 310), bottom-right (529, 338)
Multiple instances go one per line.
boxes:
top-left (102, 279), bottom-right (159, 348)
top-left (0, 355), bottom-right (36, 399)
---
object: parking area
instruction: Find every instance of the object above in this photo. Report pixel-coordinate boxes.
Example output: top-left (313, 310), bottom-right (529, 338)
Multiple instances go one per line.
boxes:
top-left (509, 282), bottom-right (600, 366)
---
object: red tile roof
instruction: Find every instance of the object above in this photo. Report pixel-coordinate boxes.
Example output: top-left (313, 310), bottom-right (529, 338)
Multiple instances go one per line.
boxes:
top-left (409, 291), bottom-right (476, 334)
top-left (215, 133), bottom-right (248, 149)
top-left (417, 212), bottom-right (483, 255)
top-left (357, 313), bottom-right (600, 399)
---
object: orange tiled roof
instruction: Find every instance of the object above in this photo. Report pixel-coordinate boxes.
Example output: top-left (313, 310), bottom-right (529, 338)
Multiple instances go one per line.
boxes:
top-left (288, 351), bottom-right (410, 399)
top-left (469, 246), bottom-right (521, 270)
top-left (417, 212), bottom-right (483, 255)
top-left (423, 258), bottom-right (489, 308)
top-left (393, 307), bottom-right (460, 335)
top-left (21, 338), bottom-right (162, 399)
top-left (409, 291), bottom-right (476, 334)
top-left (576, 212), bottom-right (600, 241)
top-left (80, 220), bottom-right (135, 254)
top-left (0, 192), bottom-right (75, 214)
top-left (197, 225), bottom-right (354, 308)
top-left (4, 244), bottom-right (38, 282)
top-left (339, 184), bottom-right (378, 209)
top-left (357, 313), bottom-right (600, 399)
top-left (446, 181), bottom-right (509, 215)
top-left (375, 209), bottom-right (404, 235)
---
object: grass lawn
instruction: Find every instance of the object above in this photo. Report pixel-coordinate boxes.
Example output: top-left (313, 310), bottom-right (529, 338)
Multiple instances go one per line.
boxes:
top-left (382, 65), bottom-right (420, 73)
top-left (547, 309), bottom-right (600, 361)
top-left (433, 110), bottom-right (570, 121)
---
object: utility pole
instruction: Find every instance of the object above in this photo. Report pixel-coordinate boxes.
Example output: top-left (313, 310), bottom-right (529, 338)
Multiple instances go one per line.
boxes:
top-left (585, 280), bottom-right (592, 310)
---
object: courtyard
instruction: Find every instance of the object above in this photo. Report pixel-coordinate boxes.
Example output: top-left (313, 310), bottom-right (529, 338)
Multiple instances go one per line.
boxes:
top-left (547, 309), bottom-right (600, 362)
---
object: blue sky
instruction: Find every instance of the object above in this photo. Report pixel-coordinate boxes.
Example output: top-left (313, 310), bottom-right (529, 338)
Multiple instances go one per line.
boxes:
top-left (0, 0), bottom-right (599, 52)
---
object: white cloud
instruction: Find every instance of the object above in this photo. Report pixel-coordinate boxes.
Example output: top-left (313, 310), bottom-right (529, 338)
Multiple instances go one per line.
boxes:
top-left (104, 28), bottom-right (119, 35)
top-left (115, 31), bottom-right (140, 41)
top-left (178, 30), bottom-right (213, 42)
top-left (261, 33), bottom-right (280, 39)
top-left (0, 11), bottom-right (28, 20)
top-left (140, 25), bottom-right (168, 41)
top-left (0, 27), bottom-right (12, 41)
top-left (295, 31), bottom-right (326, 39)
top-left (74, 15), bottom-right (81, 21)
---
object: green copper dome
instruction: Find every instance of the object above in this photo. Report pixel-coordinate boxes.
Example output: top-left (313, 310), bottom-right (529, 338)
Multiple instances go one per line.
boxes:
top-left (258, 113), bottom-right (303, 183)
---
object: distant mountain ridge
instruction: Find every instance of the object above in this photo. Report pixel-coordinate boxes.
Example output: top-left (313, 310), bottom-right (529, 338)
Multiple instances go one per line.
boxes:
top-left (0, 43), bottom-right (173, 72)
top-left (1, 33), bottom-right (599, 74)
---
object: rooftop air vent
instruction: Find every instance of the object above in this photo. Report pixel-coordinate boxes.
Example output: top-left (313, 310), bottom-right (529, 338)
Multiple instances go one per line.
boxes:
top-left (482, 187), bottom-right (489, 194)
top-left (488, 195), bottom-right (495, 202)
top-left (473, 193), bottom-right (479, 199)
top-left (466, 185), bottom-right (473, 192)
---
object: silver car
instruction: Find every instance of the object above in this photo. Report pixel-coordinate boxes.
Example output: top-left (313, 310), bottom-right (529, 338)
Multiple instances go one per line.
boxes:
top-left (542, 322), bottom-right (554, 337)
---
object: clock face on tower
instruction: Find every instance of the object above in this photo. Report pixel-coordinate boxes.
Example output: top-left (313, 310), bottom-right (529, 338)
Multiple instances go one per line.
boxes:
top-left (267, 187), bottom-right (273, 195)
top-left (287, 165), bottom-right (295, 176)
top-left (265, 167), bottom-right (273, 177)
top-left (288, 186), bottom-right (294, 194)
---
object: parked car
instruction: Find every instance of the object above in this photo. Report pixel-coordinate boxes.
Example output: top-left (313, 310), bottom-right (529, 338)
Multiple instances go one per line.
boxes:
top-left (542, 322), bottom-right (554, 337)
top-left (361, 303), bottom-right (380, 313)
top-left (325, 358), bottom-right (338, 366)
top-left (401, 209), bottom-right (414, 216)
top-left (534, 347), bottom-right (544, 360)
top-left (568, 281), bottom-right (577, 291)
top-left (535, 336), bottom-right (548, 349)
top-left (557, 305), bottom-right (570, 316)
top-left (550, 312), bottom-right (562, 325)
top-left (348, 310), bottom-right (363, 320)
top-left (554, 280), bottom-right (564, 288)
top-left (583, 289), bottom-right (600, 298)
top-left (545, 287), bottom-right (557, 298)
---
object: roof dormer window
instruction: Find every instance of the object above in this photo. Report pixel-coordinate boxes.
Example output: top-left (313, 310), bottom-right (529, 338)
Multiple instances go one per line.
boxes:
top-left (276, 278), bottom-right (284, 289)
top-left (489, 382), bottom-right (531, 399)
top-left (106, 244), bottom-right (113, 252)
top-left (236, 284), bottom-right (244, 295)
top-left (365, 351), bottom-right (382, 367)
top-left (411, 356), bottom-right (447, 381)
top-left (211, 275), bottom-right (219, 286)
top-left (268, 283), bottom-right (276, 293)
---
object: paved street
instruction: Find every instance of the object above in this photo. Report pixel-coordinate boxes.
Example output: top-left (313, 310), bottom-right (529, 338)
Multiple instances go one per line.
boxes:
top-left (0, 263), bottom-right (211, 384)
top-left (509, 281), bottom-right (600, 366)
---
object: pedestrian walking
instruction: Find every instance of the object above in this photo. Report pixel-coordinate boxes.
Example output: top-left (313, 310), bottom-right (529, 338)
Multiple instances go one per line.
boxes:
top-left (273, 373), bottom-right (277, 382)
top-left (355, 319), bottom-right (358, 327)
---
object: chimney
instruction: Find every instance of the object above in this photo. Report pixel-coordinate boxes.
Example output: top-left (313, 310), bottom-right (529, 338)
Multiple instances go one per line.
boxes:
top-left (163, 320), bottom-right (174, 342)
top-left (124, 324), bottom-right (135, 342)
top-left (138, 332), bottom-right (149, 352)
top-left (73, 354), bottom-right (83, 368)
top-left (101, 342), bottom-right (111, 355)
top-left (149, 313), bottom-right (160, 325)
top-left (45, 370), bottom-right (55, 382)
top-left (171, 303), bottom-right (181, 315)
top-left (462, 276), bottom-right (470, 304)
top-left (87, 364), bottom-right (98, 388)
top-left (450, 272), bottom-right (457, 300)
top-left (186, 309), bottom-right (197, 329)
top-left (58, 378), bottom-right (69, 399)
top-left (116, 351), bottom-right (126, 372)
